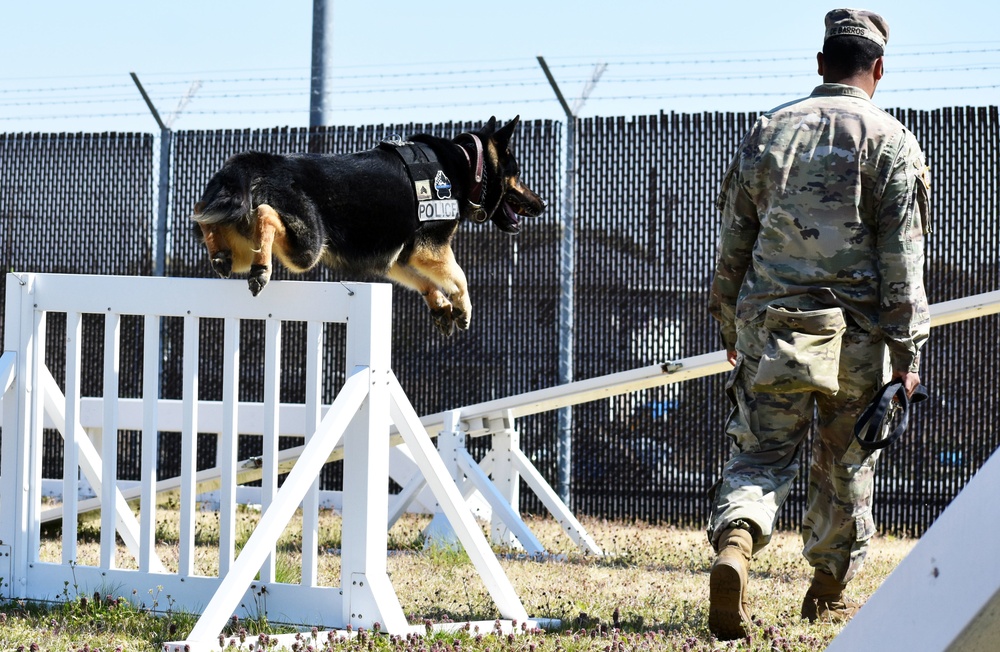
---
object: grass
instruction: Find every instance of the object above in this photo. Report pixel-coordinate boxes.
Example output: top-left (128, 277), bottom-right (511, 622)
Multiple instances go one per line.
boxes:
top-left (3, 509), bottom-right (915, 651)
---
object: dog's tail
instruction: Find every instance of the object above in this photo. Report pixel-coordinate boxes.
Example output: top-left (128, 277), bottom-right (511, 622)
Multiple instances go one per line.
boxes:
top-left (191, 164), bottom-right (256, 225)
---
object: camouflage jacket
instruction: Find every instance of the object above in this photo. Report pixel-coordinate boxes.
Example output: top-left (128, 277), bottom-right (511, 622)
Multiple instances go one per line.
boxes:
top-left (709, 84), bottom-right (930, 372)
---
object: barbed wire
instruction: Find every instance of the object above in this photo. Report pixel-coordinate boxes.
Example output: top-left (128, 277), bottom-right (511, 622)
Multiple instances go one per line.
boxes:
top-left (2, 43), bottom-right (998, 127)
top-left (4, 62), bottom-right (999, 110)
top-left (4, 81), bottom-right (999, 123)
top-left (3, 44), bottom-right (999, 94)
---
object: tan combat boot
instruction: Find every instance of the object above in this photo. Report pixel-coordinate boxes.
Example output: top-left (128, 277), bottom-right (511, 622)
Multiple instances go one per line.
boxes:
top-left (709, 524), bottom-right (754, 640)
top-left (801, 569), bottom-right (862, 623)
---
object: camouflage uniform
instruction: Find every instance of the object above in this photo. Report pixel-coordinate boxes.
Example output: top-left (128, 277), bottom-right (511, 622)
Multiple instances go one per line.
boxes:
top-left (707, 83), bottom-right (930, 583)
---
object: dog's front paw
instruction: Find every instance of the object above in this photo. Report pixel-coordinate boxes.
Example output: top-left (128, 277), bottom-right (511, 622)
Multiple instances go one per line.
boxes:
top-left (430, 307), bottom-right (455, 336)
top-left (210, 251), bottom-right (233, 278)
top-left (450, 295), bottom-right (471, 331)
top-left (248, 264), bottom-right (271, 296)
top-left (452, 307), bottom-right (470, 331)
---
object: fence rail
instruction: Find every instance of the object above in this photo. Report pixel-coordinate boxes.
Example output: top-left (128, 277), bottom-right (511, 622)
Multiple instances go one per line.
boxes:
top-left (2, 107), bottom-right (999, 534)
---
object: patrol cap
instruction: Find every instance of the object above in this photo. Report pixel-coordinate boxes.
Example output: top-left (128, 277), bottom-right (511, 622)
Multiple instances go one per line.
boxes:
top-left (824, 8), bottom-right (889, 48)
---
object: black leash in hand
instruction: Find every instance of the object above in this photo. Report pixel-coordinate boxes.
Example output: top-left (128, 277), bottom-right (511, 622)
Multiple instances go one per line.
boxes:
top-left (854, 380), bottom-right (929, 451)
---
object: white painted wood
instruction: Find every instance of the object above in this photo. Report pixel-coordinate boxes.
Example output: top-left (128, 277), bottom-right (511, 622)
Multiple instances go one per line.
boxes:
top-left (179, 314), bottom-right (199, 577)
top-left (490, 412), bottom-right (519, 548)
top-left (388, 374), bottom-right (529, 622)
top-left (511, 447), bottom-right (602, 556)
top-left (183, 369), bottom-right (367, 646)
top-left (406, 350), bottom-right (730, 441)
top-left (27, 274), bottom-right (354, 323)
top-left (928, 289), bottom-right (1000, 326)
top-left (63, 312), bottom-right (82, 565)
top-left (37, 368), bottom-right (165, 570)
top-left (100, 312), bottom-right (119, 570)
top-left (25, 310), bottom-right (46, 570)
top-left (140, 314), bottom-right (160, 573)
top-left (0, 350), bottom-right (15, 395)
top-left (25, 562), bottom-right (343, 631)
top-left (260, 317), bottom-right (281, 584)
top-left (456, 449), bottom-right (544, 555)
top-left (301, 320), bottom-right (324, 587)
top-left (422, 409), bottom-right (465, 549)
top-left (387, 472), bottom-right (428, 529)
top-left (1, 274), bottom-right (32, 598)
top-left (219, 318), bottom-right (240, 576)
top-left (13, 274), bottom-right (995, 652)
top-left (339, 283), bottom-right (408, 632)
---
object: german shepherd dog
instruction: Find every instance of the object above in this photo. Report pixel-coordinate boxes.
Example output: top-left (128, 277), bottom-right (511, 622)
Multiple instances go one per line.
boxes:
top-left (192, 116), bottom-right (544, 335)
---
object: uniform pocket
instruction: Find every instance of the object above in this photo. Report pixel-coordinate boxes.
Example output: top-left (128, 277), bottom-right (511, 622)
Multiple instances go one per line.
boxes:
top-left (752, 306), bottom-right (847, 395)
top-left (855, 509), bottom-right (876, 543)
top-left (724, 355), bottom-right (760, 452)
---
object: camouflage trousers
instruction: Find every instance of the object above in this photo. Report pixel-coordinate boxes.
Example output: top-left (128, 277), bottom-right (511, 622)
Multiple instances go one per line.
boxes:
top-left (707, 313), bottom-right (889, 584)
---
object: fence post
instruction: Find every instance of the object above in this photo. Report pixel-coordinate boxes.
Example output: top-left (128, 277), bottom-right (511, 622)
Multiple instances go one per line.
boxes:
top-left (155, 128), bottom-right (171, 276)
top-left (537, 57), bottom-right (605, 505)
top-left (0, 274), bottom-right (35, 599)
top-left (129, 72), bottom-right (172, 277)
top-left (339, 283), bottom-right (408, 631)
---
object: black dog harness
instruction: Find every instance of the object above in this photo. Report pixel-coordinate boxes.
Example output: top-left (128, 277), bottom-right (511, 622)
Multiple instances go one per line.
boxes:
top-left (380, 141), bottom-right (459, 222)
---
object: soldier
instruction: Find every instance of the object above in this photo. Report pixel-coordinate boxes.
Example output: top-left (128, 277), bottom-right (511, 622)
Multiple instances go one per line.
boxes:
top-left (705, 8), bottom-right (931, 641)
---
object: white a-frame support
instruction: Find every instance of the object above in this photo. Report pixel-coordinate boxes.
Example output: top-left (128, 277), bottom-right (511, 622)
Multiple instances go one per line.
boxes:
top-left (179, 281), bottom-right (532, 650)
top-left (0, 274), bottom-right (542, 652)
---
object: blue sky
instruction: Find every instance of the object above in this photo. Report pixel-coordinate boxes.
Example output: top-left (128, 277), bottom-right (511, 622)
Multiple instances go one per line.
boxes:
top-left (2, 0), bottom-right (998, 134)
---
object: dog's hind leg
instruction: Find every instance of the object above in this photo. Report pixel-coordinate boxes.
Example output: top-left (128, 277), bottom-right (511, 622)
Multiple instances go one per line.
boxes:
top-left (248, 204), bottom-right (285, 296)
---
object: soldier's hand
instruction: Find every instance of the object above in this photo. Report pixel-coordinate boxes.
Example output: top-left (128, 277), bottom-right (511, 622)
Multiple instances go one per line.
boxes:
top-left (727, 349), bottom-right (738, 367)
top-left (892, 370), bottom-right (922, 398)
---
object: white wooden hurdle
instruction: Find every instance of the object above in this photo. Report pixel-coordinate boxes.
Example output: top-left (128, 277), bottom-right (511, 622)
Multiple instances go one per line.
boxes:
top-left (0, 273), bottom-right (546, 651)
top-left (3, 271), bottom-right (999, 651)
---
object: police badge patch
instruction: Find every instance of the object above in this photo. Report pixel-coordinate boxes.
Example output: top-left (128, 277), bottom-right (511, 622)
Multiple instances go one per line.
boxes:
top-left (418, 199), bottom-right (459, 221)
top-left (434, 170), bottom-right (452, 199)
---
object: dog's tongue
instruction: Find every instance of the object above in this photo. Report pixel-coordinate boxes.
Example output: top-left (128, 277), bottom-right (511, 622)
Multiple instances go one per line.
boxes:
top-left (493, 202), bottom-right (521, 233)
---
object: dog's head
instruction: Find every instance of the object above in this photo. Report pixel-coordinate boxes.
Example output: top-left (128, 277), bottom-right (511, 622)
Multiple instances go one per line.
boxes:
top-left (461, 116), bottom-right (546, 233)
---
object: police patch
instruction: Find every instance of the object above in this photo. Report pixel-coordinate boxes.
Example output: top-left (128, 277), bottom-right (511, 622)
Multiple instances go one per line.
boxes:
top-left (418, 199), bottom-right (460, 221)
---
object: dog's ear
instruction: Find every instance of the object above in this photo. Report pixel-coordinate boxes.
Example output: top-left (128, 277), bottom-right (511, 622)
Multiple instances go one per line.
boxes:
top-left (492, 115), bottom-right (520, 151)
top-left (485, 116), bottom-right (497, 133)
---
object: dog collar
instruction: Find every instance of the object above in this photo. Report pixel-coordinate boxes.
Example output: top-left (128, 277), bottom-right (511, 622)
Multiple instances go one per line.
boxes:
top-left (457, 133), bottom-right (489, 223)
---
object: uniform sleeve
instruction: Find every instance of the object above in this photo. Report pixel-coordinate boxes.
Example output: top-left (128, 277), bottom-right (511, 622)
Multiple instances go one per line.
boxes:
top-left (875, 131), bottom-right (931, 372)
top-left (708, 145), bottom-right (760, 351)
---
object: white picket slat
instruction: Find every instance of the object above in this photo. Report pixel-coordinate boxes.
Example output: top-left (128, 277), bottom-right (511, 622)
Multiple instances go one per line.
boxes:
top-left (140, 314), bottom-right (161, 573)
top-left (179, 314), bottom-right (199, 576)
top-left (219, 317), bottom-right (240, 576)
top-left (260, 317), bottom-right (282, 584)
top-left (100, 312), bottom-right (119, 570)
top-left (62, 312), bottom-right (82, 565)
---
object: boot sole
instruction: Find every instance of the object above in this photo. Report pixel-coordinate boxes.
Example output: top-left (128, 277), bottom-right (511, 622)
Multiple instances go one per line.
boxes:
top-left (709, 561), bottom-right (750, 640)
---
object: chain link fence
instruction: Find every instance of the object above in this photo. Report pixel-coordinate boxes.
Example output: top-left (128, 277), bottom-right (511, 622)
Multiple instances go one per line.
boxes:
top-left (1, 107), bottom-right (997, 535)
